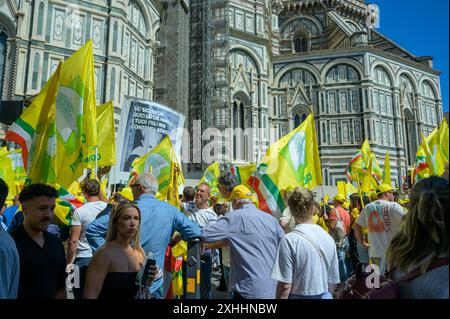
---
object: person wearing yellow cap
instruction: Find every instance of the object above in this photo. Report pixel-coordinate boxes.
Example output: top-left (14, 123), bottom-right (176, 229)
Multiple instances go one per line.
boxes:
top-left (354, 183), bottom-right (405, 267)
top-left (112, 187), bottom-right (133, 203)
top-left (201, 184), bottom-right (285, 299)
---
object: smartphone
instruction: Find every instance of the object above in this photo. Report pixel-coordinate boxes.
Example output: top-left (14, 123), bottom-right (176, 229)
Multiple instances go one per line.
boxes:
top-left (141, 257), bottom-right (156, 285)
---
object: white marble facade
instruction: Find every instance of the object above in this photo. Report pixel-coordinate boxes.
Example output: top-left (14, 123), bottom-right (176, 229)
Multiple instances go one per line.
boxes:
top-left (0, 0), bottom-right (161, 131)
top-left (1, 0), bottom-right (444, 187)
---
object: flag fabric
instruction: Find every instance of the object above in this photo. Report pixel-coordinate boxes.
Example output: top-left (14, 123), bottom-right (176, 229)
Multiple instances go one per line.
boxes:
top-left (6, 63), bottom-right (62, 185)
top-left (53, 184), bottom-right (84, 226)
top-left (382, 152), bottom-right (392, 186)
top-left (345, 150), bottom-right (366, 181)
top-left (8, 149), bottom-right (27, 189)
top-left (131, 135), bottom-right (184, 201)
top-left (438, 119), bottom-right (449, 161)
top-left (55, 40), bottom-right (98, 188)
top-left (5, 64), bottom-right (61, 172)
top-left (84, 101), bottom-right (116, 168)
top-left (230, 163), bottom-right (256, 189)
top-left (249, 114), bottom-right (322, 217)
top-left (359, 139), bottom-right (382, 181)
top-left (199, 162), bottom-right (221, 198)
top-left (414, 128), bottom-right (447, 180)
top-left (361, 155), bottom-right (373, 193)
top-left (337, 181), bottom-right (348, 199)
top-left (0, 152), bottom-right (16, 200)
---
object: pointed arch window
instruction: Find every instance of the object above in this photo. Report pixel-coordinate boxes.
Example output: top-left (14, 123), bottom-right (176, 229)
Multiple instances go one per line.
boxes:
top-left (37, 2), bottom-right (45, 36)
top-left (31, 52), bottom-right (40, 90)
top-left (113, 22), bottom-right (119, 52)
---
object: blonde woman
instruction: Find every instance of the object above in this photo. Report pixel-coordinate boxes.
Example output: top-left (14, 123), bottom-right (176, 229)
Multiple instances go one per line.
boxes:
top-left (84, 203), bottom-right (158, 299)
top-left (385, 176), bottom-right (449, 299)
top-left (271, 187), bottom-right (340, 299)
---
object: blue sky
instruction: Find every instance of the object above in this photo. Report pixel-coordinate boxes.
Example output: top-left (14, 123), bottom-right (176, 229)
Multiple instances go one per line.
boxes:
top-left (374, 0), bottom-right (449, 112)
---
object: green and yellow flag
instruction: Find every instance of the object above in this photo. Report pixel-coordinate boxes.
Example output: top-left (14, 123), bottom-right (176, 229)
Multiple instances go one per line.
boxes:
top-left (249, 114), bottom-right (322, 216)
top-left (84, 101), bottom-right (116, 168)
top-left (231, 163), bottom-right (257, 190)
top-left (199, 161), bottom-right (221, 198)
top-left (55, 40), bottom-right (98, 188)
top-left (131, 135), bottom-right (184, 200)
top-left (361, 155), bottom-right (373, 193)
top-left (0, 152), bottom-right (16, 200)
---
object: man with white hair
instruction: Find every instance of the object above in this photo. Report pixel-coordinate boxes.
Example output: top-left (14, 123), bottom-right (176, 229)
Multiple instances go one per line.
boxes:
top-left (186, 183), bottom-right (217, 299)
top-left (201, 185), bottom-right (284, 299)
top-left (86, 173), bottom-right (201, 299)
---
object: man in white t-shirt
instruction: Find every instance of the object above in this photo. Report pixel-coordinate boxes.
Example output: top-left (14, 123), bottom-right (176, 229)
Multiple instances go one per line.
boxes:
top-left (354, 184), bottom-right (405, 266)
top-left (66, 179), bottom-right (107, 299)
top-left (188, 183), bottom-right (217, 299)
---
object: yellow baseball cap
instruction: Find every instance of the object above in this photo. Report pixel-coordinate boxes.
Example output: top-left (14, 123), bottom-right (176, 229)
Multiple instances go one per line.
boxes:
top-left (376, 184), bottom-right (396, 195)
top-left (333, 193), bottom-right (346, 203)
top-left (231, 185), bottom-right (254, 200)
top-left (118, 187), bottom-right (133, 201)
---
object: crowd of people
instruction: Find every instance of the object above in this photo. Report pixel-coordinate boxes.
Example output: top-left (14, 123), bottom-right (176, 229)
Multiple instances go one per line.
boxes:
top-left (0, 166), bottom-right (448, 299)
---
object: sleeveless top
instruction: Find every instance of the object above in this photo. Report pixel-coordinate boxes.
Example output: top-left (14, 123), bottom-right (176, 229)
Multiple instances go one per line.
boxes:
top-left (98, 272), bottom-right (139, 299)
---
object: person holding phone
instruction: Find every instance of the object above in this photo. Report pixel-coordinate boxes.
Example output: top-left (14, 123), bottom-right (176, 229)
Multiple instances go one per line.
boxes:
top-left (84, 203), bottom-right (160, 299)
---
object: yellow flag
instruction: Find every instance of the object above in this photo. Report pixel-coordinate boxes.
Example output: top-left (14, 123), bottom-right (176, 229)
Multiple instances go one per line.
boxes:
top-left (231, 163), bottom-right (256, 189)
top-left (382, 152), bottom-right (392, 186)
top-left (55, 40), bottom-right (98, 188)
top-left (346, 182), bottom-right (358, 195)
top-left (337, 181), bottom-right (347, 199)
top-left (84, 101), bottom-right (116, 168)
top-left (360, 140), bottom-right (382, 181)
top-left (250, 114), bottom-right (322, 216)
top-left (131, 135), bottom-right (183, 199)
top-left (421, 130), bottom-right (446, 177)
top-left (0, 153), bottom-right (16, 200)
top-left (24, 63), bottom-right (62, 185)
top-left (361, 155), bottom-right (373, 193)
top-left (438, 119), bottom-right (449, 161)
top-left (67, 180), bottom-right (82, 196)
top-left (199, 161), bottom-right (221, 198)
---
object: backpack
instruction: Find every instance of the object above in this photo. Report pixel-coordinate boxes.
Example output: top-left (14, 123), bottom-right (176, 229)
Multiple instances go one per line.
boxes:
top-left (330, 207), bottom-right (346, 249)
top-left (334, 258), bottom-right (449, 299)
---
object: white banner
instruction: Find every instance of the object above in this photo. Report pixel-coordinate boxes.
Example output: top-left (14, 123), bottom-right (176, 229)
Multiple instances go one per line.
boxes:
top-left (114, 97), bottom-right (185, 185)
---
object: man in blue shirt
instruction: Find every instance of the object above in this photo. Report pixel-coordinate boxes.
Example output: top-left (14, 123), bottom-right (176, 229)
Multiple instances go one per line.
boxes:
top-left (201, 185), bottom-right (284, 299)
top-left (86, 173), bottom-right (201, 299)
top-left (0, 178), bottom-right (20, 299)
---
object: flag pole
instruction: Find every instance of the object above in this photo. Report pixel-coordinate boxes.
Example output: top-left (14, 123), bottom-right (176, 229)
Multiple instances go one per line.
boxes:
top-left (95, 146), bottom-right (99, 178)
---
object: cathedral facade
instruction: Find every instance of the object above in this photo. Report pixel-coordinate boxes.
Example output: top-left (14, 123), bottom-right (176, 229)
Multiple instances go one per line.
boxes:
top-left (1, 0), bottom-right (444, 187)
top-left (224, 0), bottom-right (443, 187)
top-left (0, 0), bottom-right (162, 131)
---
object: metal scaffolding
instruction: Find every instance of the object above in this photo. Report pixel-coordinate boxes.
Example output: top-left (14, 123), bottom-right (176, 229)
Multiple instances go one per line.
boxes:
top-left (188, 0), bottom-right (230, 176)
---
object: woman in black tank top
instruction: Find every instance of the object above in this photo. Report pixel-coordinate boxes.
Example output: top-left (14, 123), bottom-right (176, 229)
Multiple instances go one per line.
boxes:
top-left (84, 203), bottom-right (158, 299)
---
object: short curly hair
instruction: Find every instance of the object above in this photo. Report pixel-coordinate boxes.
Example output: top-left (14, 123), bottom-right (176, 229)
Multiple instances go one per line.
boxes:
top-left (81, 179), bottom-right (101, 197)
top-left (288, 187), bottom-right (315, 222)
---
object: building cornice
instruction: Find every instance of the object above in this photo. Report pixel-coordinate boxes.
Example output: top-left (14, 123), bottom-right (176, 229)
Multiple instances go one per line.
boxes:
top-left (273, 46), bottom-right (442, 76)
